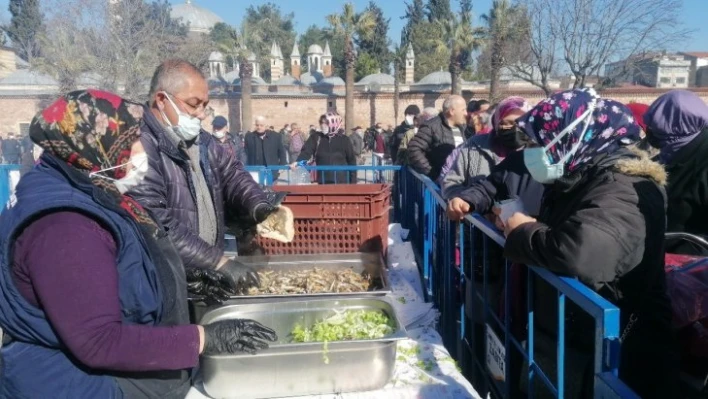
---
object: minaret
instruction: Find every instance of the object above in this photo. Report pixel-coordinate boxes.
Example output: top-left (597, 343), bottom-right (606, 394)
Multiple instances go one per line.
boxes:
top-left (270, 41), bottom-right (283, 82)
top-left (322, 41), bottom-right (333, 77)
top-left (290, 42), bottom-right (301, 80)
top-left (405, 44), bottom-right (415, 84)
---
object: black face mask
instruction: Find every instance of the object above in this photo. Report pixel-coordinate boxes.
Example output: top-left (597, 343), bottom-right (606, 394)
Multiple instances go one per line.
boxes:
top-left (644, 129), bottom-right (662, 149)
top-left (495, 127), bottom-right (529, 149)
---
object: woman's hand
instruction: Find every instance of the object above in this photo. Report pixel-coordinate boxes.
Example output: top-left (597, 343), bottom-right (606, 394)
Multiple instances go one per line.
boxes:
top-left (447, 197), bottom-right (471, 221)
top-left (202, 319), bottom-right (278, 355)
top-left (185, 267), bottom-right (237, 304)
top-left (504, 212), bottom-right (537, 237)
top-left (289, 162), bottom-right (298, 170)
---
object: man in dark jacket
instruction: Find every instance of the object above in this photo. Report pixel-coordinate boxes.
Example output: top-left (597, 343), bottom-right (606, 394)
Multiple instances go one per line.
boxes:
top-left (1, 133), bottom-right (21, 164)
top-left (244, 116), bottom-right (287, 180)
top-left (408, 95), bottom-right (467, 180)
top-left (349, 126), bottom-right (365, 164)
top-left (126, 59), bottom-right (275, 284)
top-left (211, 115), bottom-right (247, 165)
top-left (390, 105), bottom-right (420, 164)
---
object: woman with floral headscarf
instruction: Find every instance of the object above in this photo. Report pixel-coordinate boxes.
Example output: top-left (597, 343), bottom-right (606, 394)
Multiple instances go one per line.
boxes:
top-left (644, 90), bottom-right (708, 255)
top-left (502, 88), bottom-right (676, 398)
top-left (292, 111), bottom-right (357, 184)
top-left (0, 91), bottom-right (277, 398)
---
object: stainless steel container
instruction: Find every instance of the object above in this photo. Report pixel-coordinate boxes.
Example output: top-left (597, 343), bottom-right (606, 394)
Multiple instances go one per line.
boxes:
top-left (189, 252), bottom-right (390, 323)
top-left (200, 298), bottom-right (406, 399)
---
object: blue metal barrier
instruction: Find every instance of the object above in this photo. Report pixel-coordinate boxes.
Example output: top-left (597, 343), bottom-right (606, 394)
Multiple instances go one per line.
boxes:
top-left (244, 164), bottom-right (401, 186)
top-left (399, 167), bottom-right (639, 399)
top-left (0, 164), bottom-right (21, 211)
top-left (224, 164), bottom-right (639, 398)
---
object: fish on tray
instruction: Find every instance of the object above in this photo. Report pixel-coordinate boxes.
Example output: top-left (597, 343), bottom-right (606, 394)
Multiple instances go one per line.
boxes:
top-left (247, 267), bottom-right (372, 295)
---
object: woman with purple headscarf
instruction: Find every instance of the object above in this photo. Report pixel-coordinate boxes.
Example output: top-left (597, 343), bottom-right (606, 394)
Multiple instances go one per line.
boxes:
top-left (644, 90), bottom-right (708, 255)
top-left (441, 96), bottom-right (532, 199)
top-left (503, 88), bottom-right (676, 399)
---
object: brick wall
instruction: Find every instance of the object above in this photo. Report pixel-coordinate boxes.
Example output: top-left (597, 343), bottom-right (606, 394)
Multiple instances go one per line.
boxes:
top-left (0, 97), bottom-right (54, 138)
top-left (3, 88), bottom-right (708, 138)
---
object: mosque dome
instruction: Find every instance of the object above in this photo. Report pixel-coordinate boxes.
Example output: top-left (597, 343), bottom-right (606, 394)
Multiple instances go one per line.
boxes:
top-left (171, 0), bottom-right (224, 34)
top-left (416, 71), bottom-right (453, 86)
top-left (317, 76), bottom-right (345, 86)
top-left (208, 51), bottom-right (225, 62)
top-left (356, 73), bottom-right (395, 86)
top-left (273, 75), bottom-right (301, 86)
top-left (299, 71), bottom-right (324, 85)
top-left (307, 44), bottom-right (324, 55)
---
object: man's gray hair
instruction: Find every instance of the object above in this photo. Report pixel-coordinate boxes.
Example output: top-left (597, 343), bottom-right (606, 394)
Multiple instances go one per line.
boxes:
top-left (255, 116), bottom-right (266, 123)
top-left (148, 59), bottom-right (205, 101)
top-left (442, 95), bottom-right (465, 114)
top-left (422, 107), bottom-right (438, 121)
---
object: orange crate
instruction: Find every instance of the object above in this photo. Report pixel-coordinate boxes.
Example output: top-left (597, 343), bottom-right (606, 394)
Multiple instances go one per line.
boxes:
top-left (257, 184), bottom-right (391, 255)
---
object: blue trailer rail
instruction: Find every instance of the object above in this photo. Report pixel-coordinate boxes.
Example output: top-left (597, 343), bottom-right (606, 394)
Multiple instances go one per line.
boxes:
top-left (1, 162), bottom-right (639, 398)
top-left (0, 164), bottom-right (21, 211)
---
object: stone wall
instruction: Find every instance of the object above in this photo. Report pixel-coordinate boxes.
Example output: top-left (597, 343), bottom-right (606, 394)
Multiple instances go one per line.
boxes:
top-left (2, 87), bottom-right (708, 138)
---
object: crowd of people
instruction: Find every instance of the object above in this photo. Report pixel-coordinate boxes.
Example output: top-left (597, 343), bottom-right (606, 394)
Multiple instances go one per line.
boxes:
top-left (0, 55), bottom-right (706, 398)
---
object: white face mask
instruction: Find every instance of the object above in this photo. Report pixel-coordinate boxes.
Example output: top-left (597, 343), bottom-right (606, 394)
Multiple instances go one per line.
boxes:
top-left (414, 127), bottom-right (419, 134)
top-left (405, 115), bottom-right (415, 125)
top-left (320, 123), bottom-right (329, 134)
top-left (90, 152), bottom-right (149, 194)
top-left (160, 93), bottom-right (202, 141)
top-left (213, 129), bottom-right (226, 139)
top-left (523, 102), bottom-right (596, 184)
top-left (376, 128), bottom-right (383, 133)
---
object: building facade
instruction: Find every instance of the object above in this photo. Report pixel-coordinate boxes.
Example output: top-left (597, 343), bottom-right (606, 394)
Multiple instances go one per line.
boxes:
top-left (606, 53), bottom-right (692, 88)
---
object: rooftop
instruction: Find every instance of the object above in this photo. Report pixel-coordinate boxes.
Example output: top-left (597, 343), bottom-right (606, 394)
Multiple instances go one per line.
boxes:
top-left (171, 0), bottom-right (224, 34)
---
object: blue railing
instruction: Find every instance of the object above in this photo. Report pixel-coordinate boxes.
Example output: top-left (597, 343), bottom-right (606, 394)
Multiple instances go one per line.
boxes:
top-left (1, 160), bottom-right (639, 397)
top-left (244, 164), bottom-right (401, 185)
top-left (398, 167), bottom-right (638, 399)
top-left (0, 164), bottom-right (21, 211)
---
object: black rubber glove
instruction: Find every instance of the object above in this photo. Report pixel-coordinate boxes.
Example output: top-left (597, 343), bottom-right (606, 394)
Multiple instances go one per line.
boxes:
top-left (253, 202), bottom-right (278, 224)
top-left (203, 319), bottom-right (278, 355)
top-left (185, 267), bottom-right (237, 303)
top-left (219, 259), bottom-right (260, 294)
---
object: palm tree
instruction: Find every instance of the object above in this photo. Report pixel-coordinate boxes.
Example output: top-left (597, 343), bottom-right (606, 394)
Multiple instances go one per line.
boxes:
top-left (327, 3), bottom-right (375, 133)
top-left (438, 5), bottom-right (483, 95)
top-left (482, 0), bottom-right (520, 102)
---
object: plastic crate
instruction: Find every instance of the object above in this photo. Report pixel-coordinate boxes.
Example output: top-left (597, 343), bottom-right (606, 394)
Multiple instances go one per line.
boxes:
top-left (257, 184), bottom-right (391, 255)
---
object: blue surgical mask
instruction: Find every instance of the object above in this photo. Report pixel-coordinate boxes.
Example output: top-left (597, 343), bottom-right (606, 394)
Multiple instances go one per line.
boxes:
top-left (523, 102), bottom-right (596, 184)
top-left (160, 93), bottom-right (202, 141)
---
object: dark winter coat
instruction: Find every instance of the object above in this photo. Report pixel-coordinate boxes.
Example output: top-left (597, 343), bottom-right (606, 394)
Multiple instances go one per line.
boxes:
top-left (297, 131), bottom-right (357, 184)
top-left (1, 138), bottom-right (21, 163)
top-left (407, 113), bottom-right (457, 181)
top-left (504, 149), bottom-right (676, 399)
top-left (390, 121), bottom-right (414, 163)
top-left (243, 130), bottom-right (287, 167)
top-left (216, 133), bottom-right (247, 166)
top-left (349, 133), bottom-right (364, 158)
top-left (126, 107), bottom-right (268, 269)
top-left (664, 128), bottom-right (708, 255)
top-left (446, 149), bottom-right (544, 217)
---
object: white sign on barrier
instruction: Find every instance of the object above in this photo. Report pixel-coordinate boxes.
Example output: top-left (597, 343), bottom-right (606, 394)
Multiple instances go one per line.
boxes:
top-left (9, 170), bottom-right (20, 193)
top-left (486, 324), bottom-right (506, 382)
top-left (249, 171), bottom-right (260, 183)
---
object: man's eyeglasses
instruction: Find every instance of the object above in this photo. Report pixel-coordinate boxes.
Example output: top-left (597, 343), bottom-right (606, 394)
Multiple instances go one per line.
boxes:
top-left (166, 92), bottom-right (213, 118)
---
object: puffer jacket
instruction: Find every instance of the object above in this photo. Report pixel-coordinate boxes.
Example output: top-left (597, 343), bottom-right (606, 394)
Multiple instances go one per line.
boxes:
top-left (441, 134), bottom-right (501, 195)
top-left (127, 107), bottom-right (268, 269)
top-left (504, 149), bottom-right (676, 399)
top-left (407, 113), bottom-right (457, 180)
top-left (448, 149), bottom-right (544, 217)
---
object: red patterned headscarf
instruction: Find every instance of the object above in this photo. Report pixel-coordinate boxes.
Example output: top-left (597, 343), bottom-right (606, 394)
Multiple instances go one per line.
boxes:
top-left (30, 90), bottom-right (158, 233)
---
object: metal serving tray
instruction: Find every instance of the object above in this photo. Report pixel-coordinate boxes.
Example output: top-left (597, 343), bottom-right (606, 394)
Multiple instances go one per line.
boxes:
top-left (189, 253), bottom-right (389, 322)
top-left (200, 297), bottom-right (406, 399)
